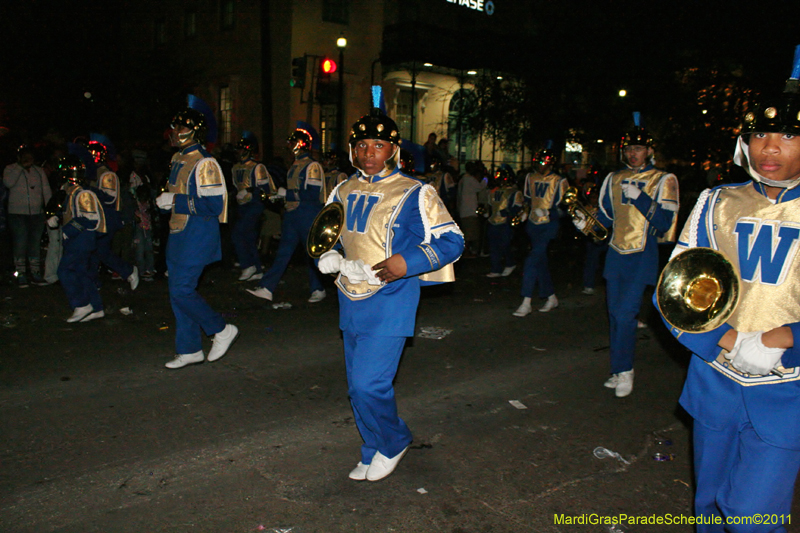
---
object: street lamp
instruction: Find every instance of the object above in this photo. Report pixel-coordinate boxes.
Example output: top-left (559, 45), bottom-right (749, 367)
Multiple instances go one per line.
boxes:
top-left (337, 35), bottom-right (347, 149)
top-left (618, 89), bottom-right (627, 97)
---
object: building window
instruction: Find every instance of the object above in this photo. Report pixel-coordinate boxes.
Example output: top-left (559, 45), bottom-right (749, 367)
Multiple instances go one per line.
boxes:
top-left (395, 89), bottom-right (414, 141)
top-left (219, 86), bottom-right (232, 145)
top-left (320, 105), bottom-right (338, 152)
top-left (322, 0), bottom-right (349, 24)
top-left (220, 0), bottom-right (235, 30)
top-left (154, 19), bottom-right (166, 47)
top-left (185, 10), bottom-right (197, 38)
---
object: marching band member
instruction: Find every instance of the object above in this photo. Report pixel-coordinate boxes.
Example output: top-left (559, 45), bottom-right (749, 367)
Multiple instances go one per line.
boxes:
top-left (318, 87), bottom-right (464, 481)
top-left (514, 146), bottom-right (567, 316)
top-left (50, 153), bottom-right (106, 322)
top-left (247, 123), bottom-right (327, 303)
top-left (231, 131), bottom-right (275, 282)
top-left (156, 95), bottom-right (238, 369)
top-left (86, 134), bottom-right (139, 291)
top-left (578, 113), bottom-right (678, 397)
top-left (658, 47), bottom-right (800, 531)
top-left (484, 166), bottom-right (523, 279)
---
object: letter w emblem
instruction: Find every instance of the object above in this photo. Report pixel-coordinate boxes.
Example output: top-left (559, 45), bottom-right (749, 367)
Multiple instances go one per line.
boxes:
top-left (735, 219), bottom-right (800, 285)
top-left (345, 192), bottom-right (381, 233)
top-left (533, 182), bottom-right (549, 198)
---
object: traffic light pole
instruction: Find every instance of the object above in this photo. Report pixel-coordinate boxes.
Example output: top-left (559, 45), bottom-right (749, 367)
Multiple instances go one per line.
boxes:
top-left (338, 47), bottom-right (345, 150)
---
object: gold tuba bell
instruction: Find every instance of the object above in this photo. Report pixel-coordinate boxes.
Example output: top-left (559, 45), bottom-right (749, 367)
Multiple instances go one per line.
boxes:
top-left (561, 186), bottom-right (608, 241)
top-left (656, 247), bottom-right (739, 333)
top-left (306, 202), bottom-right (345, 258)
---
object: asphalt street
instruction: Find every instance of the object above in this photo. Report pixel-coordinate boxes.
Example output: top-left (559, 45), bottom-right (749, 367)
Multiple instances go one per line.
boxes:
top-left (1, 249), bottom-right (796, 533)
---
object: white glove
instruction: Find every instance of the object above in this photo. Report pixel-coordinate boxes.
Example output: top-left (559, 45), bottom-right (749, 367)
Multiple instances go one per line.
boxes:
top-left (236, 189), bottom-right (248, 201)
top-left (318, 250), bottom-right (342, 274)
top-left (276, 187), bottom-right (287, 198)
top-left (621, 182), bottom-right (641, 201)
top-left (572, 210), bottom-right (587, 231)
top-left (341, 259), bottom-right (369, 282)
top-left (156, 192), bottom-right (175, 210)
top-left (731, 332), bottom-right (785, 375)
top-left (519, 211), bottom-right (528, 223)
top-left (534, 208), bottom-right (547, 218)
top-left (47, 216), bottom-right (59, 228)
top-left (723, 331), bottom-right (760, 361)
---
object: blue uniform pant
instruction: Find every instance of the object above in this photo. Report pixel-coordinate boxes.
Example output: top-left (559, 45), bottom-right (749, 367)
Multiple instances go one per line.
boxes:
top-left (167, 260), bottom-right (226, 355)
top-left (521, 221), bottom-right (557, 298)
top-left (343, 331), bottom-right (413, 464)
top-left (90, 228), bottom-right (133, 282)
top-left (693, 417), bottom-right (800, 532)
top-left (487, 224), bottom-right (514, 274)
top-left (582, 240), bottom-right (607, 289)
top-left (605, 271), bottom-right (648, 374)
top-left (232, 203), bottom-right (264, 271)
top-left (58, 246), bottom-right (103, 311)
top-left (259, 207), bottom-right (323, 294)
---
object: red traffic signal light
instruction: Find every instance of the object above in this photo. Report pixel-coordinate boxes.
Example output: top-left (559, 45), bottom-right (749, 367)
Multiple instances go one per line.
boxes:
top-left (321, 58), bottom-right (337, 75)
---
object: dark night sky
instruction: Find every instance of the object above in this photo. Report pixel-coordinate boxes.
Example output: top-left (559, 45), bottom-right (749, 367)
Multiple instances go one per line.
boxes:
top-left (1, 0), bottom-right (799, 147)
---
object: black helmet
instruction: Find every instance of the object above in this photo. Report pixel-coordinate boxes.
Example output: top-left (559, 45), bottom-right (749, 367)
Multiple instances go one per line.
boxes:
top-left (87, 140), bottom-right (108, 164)
top-left (58, 154), bottom-right (86, 186)
top-left (287, 128), bottom-right (313, 154)
top-left (237, 131), bottom-right (259, 153)
top-left (349, 108), bottom-right (402, 147)
top-left (533, 148), bottom-right (557, 167)
top-left (171, 107), bottom-right (208, 145)
top-left (742, 80), bottom-right (800, 136)
top-left (493, 165), bottom-right (514, 186)
top-left (621, 112), bottom-right (653, 148)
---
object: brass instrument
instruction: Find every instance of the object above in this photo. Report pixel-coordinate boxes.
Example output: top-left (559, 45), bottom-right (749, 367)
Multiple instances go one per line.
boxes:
top-left (475, 204), bottom-right (488, 217)
top-left (45, 189), bottom-right (67, 218)
top-left (561, 186), bottom-right (608, 241)
top-left (510, 211), bottom-right (524, 227)
top-left (306, 202), bottom-right (345, 258)
top-left (656, 247), bottom-right (739, 333)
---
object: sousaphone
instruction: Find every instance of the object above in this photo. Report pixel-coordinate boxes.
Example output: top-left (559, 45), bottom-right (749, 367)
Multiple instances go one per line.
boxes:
top-left (307, 202), bottom-right (345, 258)
top-left (656, 247), bottom-right (739, 333)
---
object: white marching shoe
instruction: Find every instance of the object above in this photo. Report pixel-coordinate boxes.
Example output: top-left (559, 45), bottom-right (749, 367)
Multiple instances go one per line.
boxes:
top-left (348, 462), bottom-right (369, 481)
top-left (308, 290), bottom-right (326, 303)
top-left (501, 265), bottom-right (516, 277)
top-left (165, 350), bottom-right (205, 369)
top-left (238, 265), bottom-right (256, 281)
top-left (246, 287), bottom-right (273, 301)
top-left (366, 447), bottom-right (409, 482)
top-left (128, 266), bottom-right (139, 290)
top-left (67, 304), bottom-right (93, 323)
top-left (513, 302), bottom-right (532, 317)
top-left (538, 295), bottom-right (558, 313)
top-left (614, 370), bottom-right (634, 398)
top-left (207, 324), bottom-right (239, 362)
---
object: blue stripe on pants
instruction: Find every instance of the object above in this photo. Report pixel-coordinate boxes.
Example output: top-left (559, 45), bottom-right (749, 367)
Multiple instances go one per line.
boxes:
top-left (343, 331), bottom-right (413, 464)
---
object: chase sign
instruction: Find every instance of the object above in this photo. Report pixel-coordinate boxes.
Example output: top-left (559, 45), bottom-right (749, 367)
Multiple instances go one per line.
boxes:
top-left (445, 0), bottom-right (495, 15)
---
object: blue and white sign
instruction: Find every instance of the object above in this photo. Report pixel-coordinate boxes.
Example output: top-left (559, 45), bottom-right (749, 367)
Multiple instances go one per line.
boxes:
top-left (445, 0), bottom-right (495, 15)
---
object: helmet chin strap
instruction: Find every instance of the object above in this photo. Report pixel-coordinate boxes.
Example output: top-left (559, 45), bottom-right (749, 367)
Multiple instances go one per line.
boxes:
top-left (734, 136), bottom-right (800, 189)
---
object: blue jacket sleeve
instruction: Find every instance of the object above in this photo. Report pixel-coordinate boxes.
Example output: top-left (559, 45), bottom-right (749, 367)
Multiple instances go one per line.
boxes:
top-left (632, 192), bottom-right (675, 234)
top-left (173, 194), bottom-right (224, 217)
top-left (403, 230), bottom-right (464, 277)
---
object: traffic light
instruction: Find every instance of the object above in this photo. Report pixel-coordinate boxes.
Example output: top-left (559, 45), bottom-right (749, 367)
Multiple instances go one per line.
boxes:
top-left (290, 56), bottom-right (307, 89)
top-left (320, 58), bottom-right (337, 76)
top-left (316, 57), bottom-right (338, 104)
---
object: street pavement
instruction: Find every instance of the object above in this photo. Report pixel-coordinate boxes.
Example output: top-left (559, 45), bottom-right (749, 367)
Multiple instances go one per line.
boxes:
top-left (0, 249), bottom-right (795, 533)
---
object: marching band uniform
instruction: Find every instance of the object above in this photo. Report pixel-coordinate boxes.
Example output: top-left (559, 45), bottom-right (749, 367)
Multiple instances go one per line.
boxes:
top-left (318, 90), bottom-right (464, 481)
top-left (484, 170), bottom-right (523, 278)
top-left (231, 133), bottom-right (275, 282)
top-left (592, 119), bottom-right (678, 396)
top-left (658, 51), bottom-right (800, 531)
top-left (157, 96), bottom-right (238, 369)
top-left (249, 126), bottom-right (326, 302)
top-left (89, 157), bottom-right (138, 290)
top-left (514, 152), bottom-right (567, 316)
top-left (426, 164), bottom-right (456, 213)
top-left (54, 156), bottom-right (107, 323)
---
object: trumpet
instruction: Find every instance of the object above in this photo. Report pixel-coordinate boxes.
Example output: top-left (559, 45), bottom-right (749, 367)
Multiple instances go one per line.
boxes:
top-left (561, 187), bottom-right (608, 241)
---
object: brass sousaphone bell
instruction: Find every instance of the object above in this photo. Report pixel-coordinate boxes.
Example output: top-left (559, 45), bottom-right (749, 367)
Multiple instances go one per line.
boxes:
top-left (656, 247), bottom-right (739, 333)
top-left (307, 202), bottom-right (345, 258)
